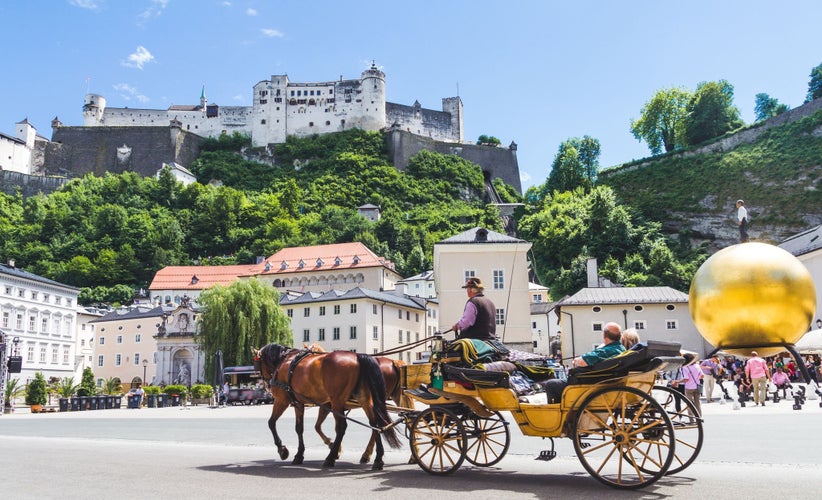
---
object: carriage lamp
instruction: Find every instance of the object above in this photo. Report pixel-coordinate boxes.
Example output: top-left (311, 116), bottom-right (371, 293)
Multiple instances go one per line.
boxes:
top-left (431, 334), bottom-right (444, 357)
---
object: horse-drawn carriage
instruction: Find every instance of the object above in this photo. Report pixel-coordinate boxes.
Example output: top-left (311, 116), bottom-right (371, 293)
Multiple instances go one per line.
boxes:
top-left (398, 337), bottom-right (702, 489)
top-left (256, 337), bottom-right (703, 490)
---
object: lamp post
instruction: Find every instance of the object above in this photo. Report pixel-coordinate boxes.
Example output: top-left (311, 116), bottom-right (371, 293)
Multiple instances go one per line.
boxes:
top-left (142, 358), bottom-right (148, 385)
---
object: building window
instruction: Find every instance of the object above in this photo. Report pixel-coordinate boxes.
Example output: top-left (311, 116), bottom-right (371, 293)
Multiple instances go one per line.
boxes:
top-left (592, 306), bottom-right (602, 313)
top-left (406, 331), bottom-right (411, 343)
top-left (532, 321), bottom-right (537, 329)
top-left (495, 308), bottom-right (506, 325)
top-left (99, 337), bottom-right (105, 345)
top-left (333, 327), bottom-right (340, 340)
top-left (31, 291), bottom-right (38, 300)
top-left (398, 330), bottom-right (403, 343)
top-left (303, 329), bottom-right (310, 342)
top-left (372, 326), bottom-right (379, 340)
top-left (1, 312), bottom-right (8, 328)
top-left (398, 309), bottom-right (402, 319)
top-left (334, 305), bottom-right (340, 315)
top-left (493, 269), bottom-right (505, 289)
top-left (372, 304), bottom-right (377, 314)
top-left (41, 318), bottom-right (49, 333)
top-left (287, 308), bottom-right (293, 318)
top-left (464, 270), bottom-right (476, 282)
top-left (98, 355), bottom-right (104, 367)
top-left (115, 354), bottom-right (122, 366)
top-left (406, 311), bottom-right (410, 320)
top-left (634, 321), bottom-right (646, 330)
top-left (27, 345), bottom-right (34, 362)
top-left (63, 346), bottom-right (70, 364)
top-left (51, 346), bottom-right (58, 364)
top-left (634, 305), bottom-right (644, 312)
top-left (318, 328), bottom-right (326, 341)
top-left (592, 322), bottom-right (603, 332)
top-left (43, 293), bottom-right (49, 303)
top-left (666, 304), bottom-right (676, 311)
top-left (350, 326), bottom-right (357, 339)
top-left (304, 307), bottom-right (310, 317)
top-left (40, 347), bottom-right (47, 363)
top-left (117, 335), bottom-right (123, 344)
top-left (134, 352), bottom-right (140, 365)
top-left (350, 304), bottom-right (357, 314)
top-left (532, 294), bottom-right (542, 303)
top-left (319, 306), bottom-right (326, 316)
top-left (29, 316), bottom-right (36, 331)
top-left (135, 333), bottom-right (141, 343)
top-left (16, 313), bottom-right (22, 329)
top-left (666, 320), bottom-right (678, 330)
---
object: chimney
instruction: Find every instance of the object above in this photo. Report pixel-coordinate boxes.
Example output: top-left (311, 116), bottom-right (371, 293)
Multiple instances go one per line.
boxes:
top-left (586, 258), bottom-right (598, 288)
top-left (7, 259), bottom-right (14, 268)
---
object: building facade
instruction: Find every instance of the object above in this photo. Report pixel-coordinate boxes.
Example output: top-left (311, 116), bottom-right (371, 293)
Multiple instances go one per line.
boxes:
top-left (89, 306), bottom-right (163, 390)
top-left (0, 260), bottom-right (79, 383)
top-left (779, 224), bottom-right (822, 327)
top-left (81, 64), bottom-right (462, 148)
top-left (433, 227), bottom-right (533, 351)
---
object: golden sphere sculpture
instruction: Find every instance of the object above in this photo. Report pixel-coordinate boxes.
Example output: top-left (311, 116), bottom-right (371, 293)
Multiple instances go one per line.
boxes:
top-left (689, 242), bottom-right (816, 358)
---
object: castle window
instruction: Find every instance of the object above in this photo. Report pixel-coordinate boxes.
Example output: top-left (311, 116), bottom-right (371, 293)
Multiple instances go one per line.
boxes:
top-left (297, 90), bottom-right (301, 96)
top-left (341, 119), bottom-right (346, 126)
top-left (326, 121), bottom-right (330, 126)
top-left (329, 89), bottom-right (333, 94)
top-left (260, 99), bottom-right (267, 104)
top-left (310, 90), bottom-right (314, 96)
top-left (261, 119), bottom-right (266, 125)
top-left (309, 122), bottom-right (314, 127)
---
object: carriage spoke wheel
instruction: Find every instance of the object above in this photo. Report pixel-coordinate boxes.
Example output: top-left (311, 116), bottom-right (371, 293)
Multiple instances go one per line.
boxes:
top-left (649, 385), bottom-right (704, 475)
top-left (573, 386), bottom-right (674, 490)
top-left (462, 411), bottom-right (510, 467)
top-left (410, 407), bottom-right (466, 475)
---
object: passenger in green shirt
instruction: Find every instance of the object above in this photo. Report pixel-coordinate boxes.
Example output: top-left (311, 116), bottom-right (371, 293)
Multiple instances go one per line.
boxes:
top-left (543, 322), bottom-right (626, 403)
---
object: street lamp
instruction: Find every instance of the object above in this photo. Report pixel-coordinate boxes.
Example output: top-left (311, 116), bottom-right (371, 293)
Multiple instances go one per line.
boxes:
top-left (142, 358), bottom-right (148, 385)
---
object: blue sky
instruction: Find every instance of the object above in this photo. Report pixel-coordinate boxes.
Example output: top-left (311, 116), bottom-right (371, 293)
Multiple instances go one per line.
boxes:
top-left (1, 0), bottom-right (820, 191)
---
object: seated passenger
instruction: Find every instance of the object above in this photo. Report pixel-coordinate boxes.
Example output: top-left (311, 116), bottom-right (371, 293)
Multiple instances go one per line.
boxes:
top-left (621, 328), bottom-right (640, 350)
top-left (543, 322), bottom-right (626, 403)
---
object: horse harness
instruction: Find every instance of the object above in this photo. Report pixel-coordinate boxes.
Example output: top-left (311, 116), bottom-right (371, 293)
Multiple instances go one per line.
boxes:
top-left (270, 348), bottom-right (318, 406)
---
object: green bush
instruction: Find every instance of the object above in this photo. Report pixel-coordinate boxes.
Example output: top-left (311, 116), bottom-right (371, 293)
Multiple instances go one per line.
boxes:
top-left (190, 384), bottom-right (213, 399)
top-left (142, 385), bottom-right (162, 395)
top-left (56, 377), bottom-right (79, 398)
top-left (162, 384), bottom-right (188, 398)
top-left (25, 372), bottom-right (48, 406)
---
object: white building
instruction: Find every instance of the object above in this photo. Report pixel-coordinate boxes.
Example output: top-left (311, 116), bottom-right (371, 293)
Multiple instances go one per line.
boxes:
top-left (557, 286), bottom-right (709, 360)
top-left (75, 307), bottom-right (106, 380)
top-left (81, 64), bottom-right (463, 147)
top-left (399, 270), bottom-right (437, 299)
top-left (281, 287), bottom-right (435, 364)
top-left (0, 119), bottom-right (47, 174)
top-left (779, 224), bottom-right (822, 328)
top-left (0, 260), bottom-right (80, 382)
top-left (433, 227), bottom-right (533, 351)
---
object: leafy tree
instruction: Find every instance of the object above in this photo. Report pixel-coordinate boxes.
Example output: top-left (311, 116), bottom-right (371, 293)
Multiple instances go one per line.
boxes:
top-left (25, 372), bottom-right (48, 406)
top-left (77, 367), bottom-right (97, 397)
top-left (754, 93), bottom-right (790, 122)
top-left (56, 377), bottom-right (80, 398)
top-left (630, 87), bottom-right (692, 154)
top-left (807, 62), bottom-right (822, 103)
top-left (684, 80), bottom-right (744, 145)
top-left (545, 141), bottom-right (587, 194)
top-left (103, 377), bottom-right (123, 395)
top-left (476, 135), bottom-right (501, 146)
top-left (197, 278), bottom-right (292, 369)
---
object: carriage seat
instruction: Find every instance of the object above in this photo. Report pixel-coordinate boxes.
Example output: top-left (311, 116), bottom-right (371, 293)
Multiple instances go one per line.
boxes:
top-left (442, 363), bottom-right (511, 388)
top-left (566, 340), bottom-right (681, 385)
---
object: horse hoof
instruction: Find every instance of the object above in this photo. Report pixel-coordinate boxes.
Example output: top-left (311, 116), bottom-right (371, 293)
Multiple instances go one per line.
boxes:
top-left (278, 448), bottom-right (290, 461)
top-left (292, 456), bottom-right (304, 465)
top-left (322, 459), bottom-right (335, 468)
top-left (372, 461), bottom-right (384, 471)
top-left (359, 456), bottom-right (371, 464)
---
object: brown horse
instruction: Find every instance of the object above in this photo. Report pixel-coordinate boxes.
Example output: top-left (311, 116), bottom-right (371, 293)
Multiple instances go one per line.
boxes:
top-left (313, 354), bottom-right (411, 463)
top-left (256, 343), bottom-right (402, 470)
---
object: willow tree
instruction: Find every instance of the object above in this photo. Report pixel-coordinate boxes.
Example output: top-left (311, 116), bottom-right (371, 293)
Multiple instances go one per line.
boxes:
top-left (197, 278), bottom-right (292, 368)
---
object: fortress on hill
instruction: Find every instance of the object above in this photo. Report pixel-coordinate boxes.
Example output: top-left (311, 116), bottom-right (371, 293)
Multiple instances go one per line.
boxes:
top-left (2, 64), bottom-right (521, 195)
top-left (81, 63), bottom-right (465, 146)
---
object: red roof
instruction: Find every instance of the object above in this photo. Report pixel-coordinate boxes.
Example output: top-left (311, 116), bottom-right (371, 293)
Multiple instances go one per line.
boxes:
top-left (148, 264), bottom-right (257, 290)
top-left (258, 242), bottom-right (394, 275)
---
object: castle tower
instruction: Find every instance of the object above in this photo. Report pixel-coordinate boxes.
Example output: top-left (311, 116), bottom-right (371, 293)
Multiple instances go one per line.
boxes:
top-left (83, 93), bottom-right (106, 126)
top-left (442, 96), bottom-right (463, 143)
top-left (251, 75), bottom-right (289, 147)
top-left (15, 118), bottom-right (36, 149)
top-left (360, 62), bottom-right (386, 131)
top-left (200, 85), bottom-right (207, 111)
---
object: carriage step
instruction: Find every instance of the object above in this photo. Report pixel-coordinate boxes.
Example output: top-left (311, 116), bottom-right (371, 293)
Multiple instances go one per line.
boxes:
top-left (406, 387), bottom-right (442, 401)
top-left (535, 450), bottom-right (557, 461)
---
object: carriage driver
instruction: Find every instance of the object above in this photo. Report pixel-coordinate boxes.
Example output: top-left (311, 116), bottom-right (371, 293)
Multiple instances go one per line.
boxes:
top-left (542, 322), bottom-right (626, 404)
top-left (452, 277), bottom-right (497, 340)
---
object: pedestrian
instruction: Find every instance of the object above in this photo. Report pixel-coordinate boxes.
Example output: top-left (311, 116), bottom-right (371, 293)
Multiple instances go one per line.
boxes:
top-left (451, 277), bottom-right (497, 340)
top-left (542, 322), bottom-right (625, 404)
top-left (134, 384), bottom-right (145, 408)
top-left (676, 353), bottom-right (703, 416)
top-left (745, 350), bottom-right (770, 406)
top-left (700, 355), bottom-right (723, 403)
top-left (736, 199), bottom-right (749, 242)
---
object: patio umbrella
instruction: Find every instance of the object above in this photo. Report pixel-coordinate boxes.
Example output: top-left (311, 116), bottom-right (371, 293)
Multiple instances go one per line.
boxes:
top-left (795, 329), bottom-right (822, 355)
top-left (213, 350), bottom-right (225, 387)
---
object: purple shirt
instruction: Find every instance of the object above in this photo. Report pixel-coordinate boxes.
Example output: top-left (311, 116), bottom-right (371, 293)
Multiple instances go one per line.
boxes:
top-left (455, 301), bottom-right (478, 331)
top-left (682, 364), bottom-right (703, 390)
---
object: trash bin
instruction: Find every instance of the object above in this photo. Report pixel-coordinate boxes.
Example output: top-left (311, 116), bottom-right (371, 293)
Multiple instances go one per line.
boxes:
top-left (127, 394), bottom-right (138, 409)
top-left (103, 395), bottom-right (113, 409)
top-left (78, 396), bottom-right (87, 411)
top-left (157, 394), bottom-right (167, 407)
top-left (170, 394), bottom-right (181, 407)
top-left (70, 397), bottom-right (80, 411)
top-left (59, 398), bottom-right (69, 412)
top-left (112, 395), bottom-right (122, 409)
top-left (147, 394), bottom-right (157, 408)
top-left (88, 395), bottom-right (99, 411)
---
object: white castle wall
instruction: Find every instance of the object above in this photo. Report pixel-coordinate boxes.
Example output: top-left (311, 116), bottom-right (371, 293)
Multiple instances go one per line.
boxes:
top-left (82, 65), bottom-right (459, 147)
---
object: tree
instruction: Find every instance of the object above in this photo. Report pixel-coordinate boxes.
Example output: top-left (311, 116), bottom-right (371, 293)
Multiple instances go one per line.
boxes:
top-left (754, 93), bottom-right (789, 122)
top-left (631, 87), bottom-right (692, 154)
top-left (77, 367), bottom-right (97, 397)
top-left (197, 278), bottom-right (292, 368)
top-left (476, 135), bottom-right (501, 146)
top-left (546, 142), bottom-right (587, 194)
top-left (684, 80), bottom-right (744, 145)
top-left (806, 62), bottom-right (822, 103)
top-left (25, 372), bottom-right (48, 406)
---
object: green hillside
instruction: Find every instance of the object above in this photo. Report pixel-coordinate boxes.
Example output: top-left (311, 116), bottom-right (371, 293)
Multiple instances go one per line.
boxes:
top-left (599, 107), bottom-right (822, 248)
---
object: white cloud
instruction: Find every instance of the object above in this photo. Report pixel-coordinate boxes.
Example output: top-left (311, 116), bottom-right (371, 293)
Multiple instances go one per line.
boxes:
top-left (233, 94), bottom-right (244, 101)
top-left (222, 1), bottom-right (232, 5)
top-left (69, 0), bottom-right (101, 10)
top-left (137, 0), bottom-right (168, 24)
top-left (246, 8), bottom-right (257, 16)
top-left (520, 171), bottom-right (532, 183)
top-left (261, 28), bottom-right (284, 38)
top-left (122, 46), bottom-right (155, 70)
top-left (113, 83), bottom-right (149, 103)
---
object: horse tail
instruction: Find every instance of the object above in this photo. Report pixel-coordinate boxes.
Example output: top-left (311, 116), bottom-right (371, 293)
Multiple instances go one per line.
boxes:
top-left (357, 354), bottom-right (402, 449)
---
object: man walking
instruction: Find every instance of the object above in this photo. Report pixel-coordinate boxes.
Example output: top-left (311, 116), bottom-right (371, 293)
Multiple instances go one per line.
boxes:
top-left (745, 351), bottom-right (770, 406)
